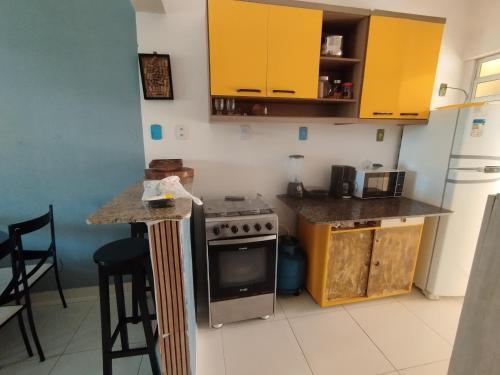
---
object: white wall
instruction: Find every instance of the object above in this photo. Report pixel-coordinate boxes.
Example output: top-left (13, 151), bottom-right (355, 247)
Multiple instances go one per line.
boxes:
top-left (464, 0), bottom-right (500, 60)
top-left (136, 0), bottom-right (471, 232)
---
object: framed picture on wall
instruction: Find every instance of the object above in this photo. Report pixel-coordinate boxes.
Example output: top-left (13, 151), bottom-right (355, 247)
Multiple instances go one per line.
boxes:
top-left (138, 53), bottom-right (174, 100)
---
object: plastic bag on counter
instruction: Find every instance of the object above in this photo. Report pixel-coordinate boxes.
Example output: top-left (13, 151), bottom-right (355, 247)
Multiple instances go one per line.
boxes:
top-left (142, 176), bottom-right (202, 205)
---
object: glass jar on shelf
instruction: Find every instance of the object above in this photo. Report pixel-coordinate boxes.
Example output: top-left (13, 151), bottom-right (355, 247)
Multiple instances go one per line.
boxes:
top-left (332, 80), bottom-right (343, 99)
top-left (342, 82), bottom-right (353, 99)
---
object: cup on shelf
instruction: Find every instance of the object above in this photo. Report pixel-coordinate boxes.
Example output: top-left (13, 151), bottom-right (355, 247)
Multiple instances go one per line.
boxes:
top-left (214, 98), bottom-right (224, 115)
top-left (226, 98), bottom-right (236, 115)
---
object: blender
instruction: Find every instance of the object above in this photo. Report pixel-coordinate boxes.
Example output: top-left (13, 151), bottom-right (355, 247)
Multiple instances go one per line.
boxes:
top-left (287, 155), bottom-right (305, 198)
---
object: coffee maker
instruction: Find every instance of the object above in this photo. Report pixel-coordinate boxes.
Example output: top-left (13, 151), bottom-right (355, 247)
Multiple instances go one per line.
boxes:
top-left (329, 165), bottom-right (356, 198)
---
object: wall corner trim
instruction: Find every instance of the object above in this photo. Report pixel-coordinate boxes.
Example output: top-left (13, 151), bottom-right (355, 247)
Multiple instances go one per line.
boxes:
top-left (130, 0), bottom-right (165, 14)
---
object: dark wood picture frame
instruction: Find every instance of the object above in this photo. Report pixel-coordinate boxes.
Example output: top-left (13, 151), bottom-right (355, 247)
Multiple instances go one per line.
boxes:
top-left (138, 53), bottom-right (174, 100)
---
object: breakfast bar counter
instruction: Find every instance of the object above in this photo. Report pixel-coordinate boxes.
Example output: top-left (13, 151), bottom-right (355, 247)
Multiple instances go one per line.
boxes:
top-left (88, 178), bottom-right (196, 375)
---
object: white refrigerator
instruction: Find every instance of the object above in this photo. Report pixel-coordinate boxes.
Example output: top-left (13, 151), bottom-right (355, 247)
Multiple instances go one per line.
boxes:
top-left (398, 102), bottom-right (500, 298)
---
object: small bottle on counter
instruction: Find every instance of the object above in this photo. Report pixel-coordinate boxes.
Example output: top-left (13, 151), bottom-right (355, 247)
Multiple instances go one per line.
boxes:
top-left (342, 82), bottom-right (353, 99)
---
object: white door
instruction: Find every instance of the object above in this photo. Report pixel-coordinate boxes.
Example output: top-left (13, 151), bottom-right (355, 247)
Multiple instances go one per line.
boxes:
top-left (426, 169), bottom-right (500, 296)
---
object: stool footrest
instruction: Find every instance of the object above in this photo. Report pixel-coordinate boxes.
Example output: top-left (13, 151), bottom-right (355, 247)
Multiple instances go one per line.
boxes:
top-left (109, 347), bottom-right (150, 359)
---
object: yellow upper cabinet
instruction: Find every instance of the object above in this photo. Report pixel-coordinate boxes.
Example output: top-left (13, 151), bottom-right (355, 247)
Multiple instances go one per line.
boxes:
top-left (360, 15), bottom-right (444, 119)
top-left (397, 19), bottom-right (444, 119)
top-left (208, 0), bottom-right (269, 97)
top-left (267, 5), bottom-right (323, 99)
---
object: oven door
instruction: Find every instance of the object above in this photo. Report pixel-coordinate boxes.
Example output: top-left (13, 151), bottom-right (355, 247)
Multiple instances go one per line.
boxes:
top-left (207, 235), bottom-right (277, 301)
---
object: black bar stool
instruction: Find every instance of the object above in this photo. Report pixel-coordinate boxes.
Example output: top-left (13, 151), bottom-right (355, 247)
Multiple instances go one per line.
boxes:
top-left (93, 238), bottom-right (160, 375)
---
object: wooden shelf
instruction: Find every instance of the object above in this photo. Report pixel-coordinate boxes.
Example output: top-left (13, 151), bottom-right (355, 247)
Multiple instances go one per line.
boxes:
top-left (212, 95), bottom-right (356, 104)
top-left (210, 114), bottom-right (428, 125)
top-left (320, 56), bottom-right (362, 69)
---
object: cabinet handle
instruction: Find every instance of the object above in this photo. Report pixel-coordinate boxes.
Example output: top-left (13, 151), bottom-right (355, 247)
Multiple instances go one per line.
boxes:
top-left (373, 112), bottom-right (393, 115)
top-left (400, 112), bottom-right (419, 116)
top-left (272, 89), bottom-right (296, 94)
top-left (374, 261), bottom-right (380, 267)
top-left (236, 88), bottom-right (261, 93)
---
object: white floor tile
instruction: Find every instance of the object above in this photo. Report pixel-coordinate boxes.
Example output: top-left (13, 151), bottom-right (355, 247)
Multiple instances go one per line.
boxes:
top-left (0, 301), bottom-right (93, 366)
top-left (397, 297), bottom-right (463, 344)
top-left (65, 294), bottom-right (155, 354)
top-left (278, 291), bottom-right (342, 319)
top-left (197, 326), bottom-right (225, 375)
top-left (349, 302), bottom-right (452, 369)
top-left (399, 360), bottom-right (450, 375)
top-left (49, 349), bottom-right (141, 375)
top-left (0, 356), bottom-right (58, 375)
top-left (222, 319), bottom-right (311, 375)
top-left (137, 355), bottom-right (154, 375)
top-left (290, 310), bottom-right (394, 375)
top-left (343, 296), bottom-right (396, 312)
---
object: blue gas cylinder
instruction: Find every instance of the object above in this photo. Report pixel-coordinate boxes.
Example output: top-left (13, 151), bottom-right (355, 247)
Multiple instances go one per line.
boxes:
top-left (277, 236), bottom-right (306, 295)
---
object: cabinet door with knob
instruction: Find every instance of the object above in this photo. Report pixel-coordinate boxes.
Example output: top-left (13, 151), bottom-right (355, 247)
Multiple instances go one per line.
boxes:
top-left (360, 15), bottom-right (444, 119)
top-left (366, 225), bottom-right (423, 298)
top-left (208, 0), bottom-right (268, 97)
top-left (266, 5), bottom-right (322, 99)
top-left (325, 229), bottom-right (374, 301)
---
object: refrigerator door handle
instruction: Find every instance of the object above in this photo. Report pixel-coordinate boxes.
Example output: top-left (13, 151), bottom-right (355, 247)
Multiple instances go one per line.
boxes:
top-left (484, 166), bottom-right (500, 173)
top-left (449, 166), bottom-right (500, 173)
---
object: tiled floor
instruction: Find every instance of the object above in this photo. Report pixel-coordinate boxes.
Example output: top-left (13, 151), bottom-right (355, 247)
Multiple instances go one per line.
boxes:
top-left (0, 288), bottom-right (463, 375)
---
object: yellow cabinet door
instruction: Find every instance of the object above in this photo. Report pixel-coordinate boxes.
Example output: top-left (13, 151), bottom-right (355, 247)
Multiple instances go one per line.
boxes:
top-left (397, 19), bottom-right (444, 119)
top-left (208, 0), bottom-right (268, 97)
top-left (360, 16), bottom-right (444, 119)
top-left (360, 16), bottom-right (408, 119)
top-left (267, 5), bottom-right (322, 99)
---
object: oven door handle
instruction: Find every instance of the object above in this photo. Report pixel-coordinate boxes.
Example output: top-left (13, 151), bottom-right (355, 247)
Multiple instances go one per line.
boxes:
top-left (209, 235), bottom-right (277, 246)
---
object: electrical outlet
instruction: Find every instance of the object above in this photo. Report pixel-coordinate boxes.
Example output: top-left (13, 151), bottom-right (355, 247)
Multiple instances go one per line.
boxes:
top-left (175, 125), bottom-right (189, 140)
top-left (376, 129), bottom-right (385, 142)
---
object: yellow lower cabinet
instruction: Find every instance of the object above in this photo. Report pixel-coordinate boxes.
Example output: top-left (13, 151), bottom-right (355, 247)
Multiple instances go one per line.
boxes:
top-left (266, 5), bottom-right (322, 99)
top-left (299, 215), bottom-right (424, 307)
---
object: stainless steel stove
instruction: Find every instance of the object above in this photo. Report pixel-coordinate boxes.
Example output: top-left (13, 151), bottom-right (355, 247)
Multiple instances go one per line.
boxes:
top-left (203, 196), bottom-right (278, 328)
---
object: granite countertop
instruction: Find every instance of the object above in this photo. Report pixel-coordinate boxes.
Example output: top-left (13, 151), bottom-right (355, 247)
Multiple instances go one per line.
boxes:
top-left (87, 178), bottom-right (194, 225)
top-left (277, 194), bottom-right (452, 224)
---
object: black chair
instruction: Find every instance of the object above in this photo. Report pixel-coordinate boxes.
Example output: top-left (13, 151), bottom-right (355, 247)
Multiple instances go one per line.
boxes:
top-left (8, 205), bottom-right (67, 309)
top-left (0, 230), bottom-right (45, 361)
top-left (94, 238), bottom-right (159, 375)
top-left (129, 222), bottom-right (155, 323)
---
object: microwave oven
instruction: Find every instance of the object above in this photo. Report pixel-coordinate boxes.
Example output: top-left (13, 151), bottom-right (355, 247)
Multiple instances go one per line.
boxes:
top-left (353, 169), bottom-right (406, 199)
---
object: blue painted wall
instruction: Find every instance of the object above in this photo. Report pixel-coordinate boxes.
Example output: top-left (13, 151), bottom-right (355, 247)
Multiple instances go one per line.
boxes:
top-left (0, 0), bottom-right (145, 288)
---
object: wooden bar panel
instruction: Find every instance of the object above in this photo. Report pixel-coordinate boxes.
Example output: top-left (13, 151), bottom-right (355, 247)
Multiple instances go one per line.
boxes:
top-left (148, 220), bottom-right (189, 375)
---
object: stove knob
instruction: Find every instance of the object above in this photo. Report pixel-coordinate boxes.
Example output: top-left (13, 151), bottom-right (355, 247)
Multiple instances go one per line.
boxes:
top-left (242, 224), bottom-right (250, 232)
top-left (213, 226), bottom-right (221, 236)
top-left (231, 225), bottom-right (239, 234)
top-left (265, 222), bottom-right (274, 230)
top-left (254, 223), bottom-right (262, 231)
